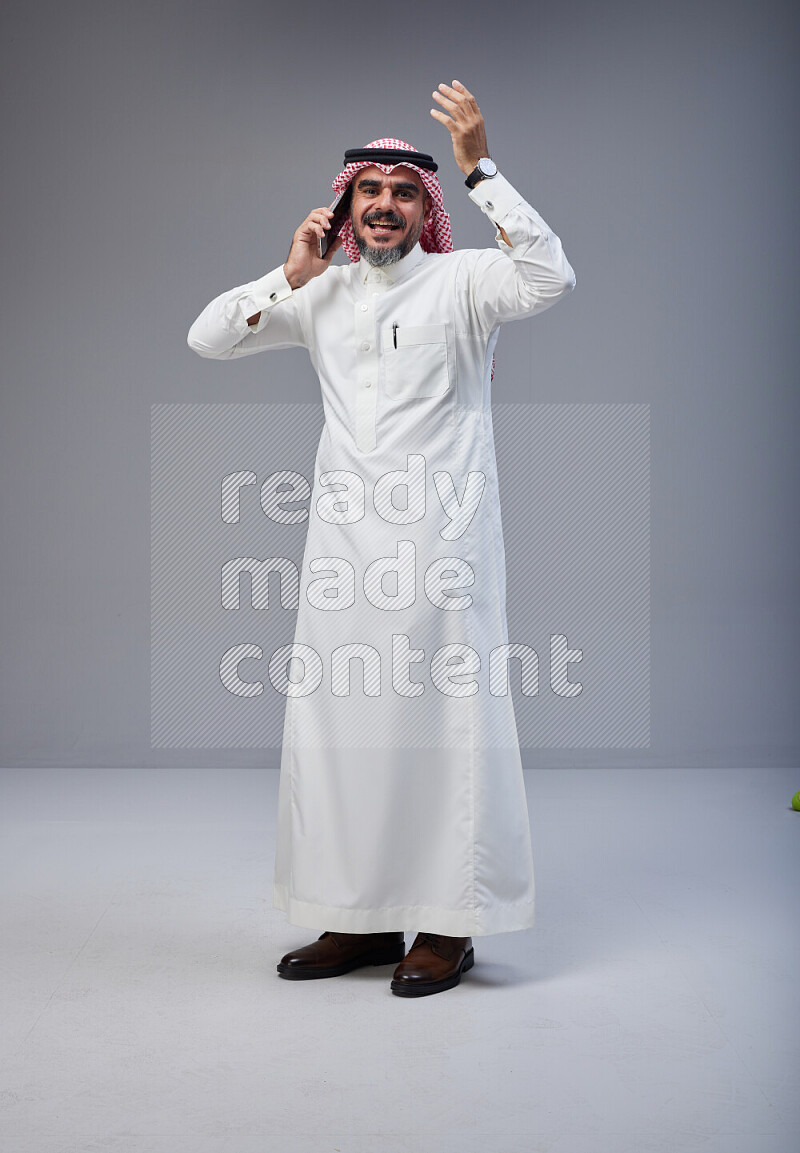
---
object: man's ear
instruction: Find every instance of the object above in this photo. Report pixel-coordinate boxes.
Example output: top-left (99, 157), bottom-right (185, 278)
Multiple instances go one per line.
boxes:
top-left (423, 191), bottom-right (433, 222)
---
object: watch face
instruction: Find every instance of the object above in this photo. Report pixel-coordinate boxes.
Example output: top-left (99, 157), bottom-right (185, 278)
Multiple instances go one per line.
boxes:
top-left (479, 158), bottom-right (498, 177)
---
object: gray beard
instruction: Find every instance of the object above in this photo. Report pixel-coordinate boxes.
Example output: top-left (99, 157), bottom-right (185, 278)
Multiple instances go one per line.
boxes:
top-left (353, 213), bottom-right (425, 267)
top-left (355, 231), bottom-right (413, 267)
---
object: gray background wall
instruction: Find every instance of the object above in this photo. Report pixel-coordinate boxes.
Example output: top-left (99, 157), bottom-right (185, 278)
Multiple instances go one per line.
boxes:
top-left (1, 0), bottom-right (797, 768)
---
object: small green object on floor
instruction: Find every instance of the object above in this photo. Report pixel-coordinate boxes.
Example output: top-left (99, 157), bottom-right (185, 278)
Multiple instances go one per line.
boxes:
top-left (792, 791), bottom-right (800, 812)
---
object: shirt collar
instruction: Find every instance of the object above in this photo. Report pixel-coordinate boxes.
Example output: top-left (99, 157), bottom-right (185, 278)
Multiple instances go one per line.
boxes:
top-left (354, 241), bottom-right (426, 287)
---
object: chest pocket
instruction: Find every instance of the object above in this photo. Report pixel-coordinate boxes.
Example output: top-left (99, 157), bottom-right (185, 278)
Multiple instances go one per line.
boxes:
top-left (382, 323), bottom-right (452, 400)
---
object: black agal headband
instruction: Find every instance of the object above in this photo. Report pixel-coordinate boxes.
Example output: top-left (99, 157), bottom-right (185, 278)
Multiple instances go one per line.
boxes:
top-left (343, 147), bottom-right (439, 172)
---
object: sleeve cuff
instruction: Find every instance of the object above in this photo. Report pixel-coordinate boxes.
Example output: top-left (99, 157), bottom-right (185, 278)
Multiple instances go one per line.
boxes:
top-left (238, 265), bottom-right (294, 329)
top-left (467, 172), bottom-right (524, 226)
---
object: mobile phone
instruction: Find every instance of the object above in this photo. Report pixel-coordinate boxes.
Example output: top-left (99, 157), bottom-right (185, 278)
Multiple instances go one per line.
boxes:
top-left (318, 185), bottom-right (352, 259)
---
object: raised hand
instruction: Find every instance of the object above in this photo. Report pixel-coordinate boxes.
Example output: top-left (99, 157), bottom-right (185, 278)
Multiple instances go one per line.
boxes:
top-left (430, 80), bottom-right (490, 176)
top-left (283, 206), bottom-right (342, 290)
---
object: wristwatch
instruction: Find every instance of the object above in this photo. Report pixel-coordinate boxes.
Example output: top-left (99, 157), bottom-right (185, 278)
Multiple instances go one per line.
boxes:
top-left (465, 157), bottom-right (498, 189)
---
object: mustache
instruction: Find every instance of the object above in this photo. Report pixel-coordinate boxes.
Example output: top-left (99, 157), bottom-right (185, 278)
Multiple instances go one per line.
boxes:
top-left (362, 210), bottom-right (405, 228)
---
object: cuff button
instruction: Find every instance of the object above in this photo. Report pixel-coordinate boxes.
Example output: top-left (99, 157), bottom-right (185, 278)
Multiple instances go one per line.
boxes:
top-left (270, 292), bottom-right (277, 301)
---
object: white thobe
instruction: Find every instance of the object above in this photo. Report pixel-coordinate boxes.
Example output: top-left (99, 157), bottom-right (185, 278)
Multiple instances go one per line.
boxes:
top-left (188, 172), bottom-right (575, 936)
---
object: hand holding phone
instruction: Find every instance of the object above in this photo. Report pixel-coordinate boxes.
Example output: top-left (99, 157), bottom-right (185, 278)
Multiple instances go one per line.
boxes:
top-left (318, 185), bottom-right (352, 259)
top-left (283, 198), bottom-right (347, 290)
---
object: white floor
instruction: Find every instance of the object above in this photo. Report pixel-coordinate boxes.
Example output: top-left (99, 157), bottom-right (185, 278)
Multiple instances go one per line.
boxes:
top-left (0, 766), bottom-right (797, 1153)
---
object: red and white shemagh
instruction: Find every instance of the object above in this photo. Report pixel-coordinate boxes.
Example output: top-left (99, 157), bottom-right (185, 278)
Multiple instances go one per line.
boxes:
top-left (331, 137), bottom-right (453, 263)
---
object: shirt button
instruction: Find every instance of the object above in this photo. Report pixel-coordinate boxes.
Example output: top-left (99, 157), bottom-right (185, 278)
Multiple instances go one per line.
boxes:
top-left (360, 303), bottom-right (369, 312)
top-left (364, 380), bottom-right (372, 388)
top-left (361, 341), bottom-right (371, 352)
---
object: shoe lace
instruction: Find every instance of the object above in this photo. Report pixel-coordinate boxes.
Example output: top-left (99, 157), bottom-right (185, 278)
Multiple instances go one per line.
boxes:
top-left (416, 932), bottom-right (440, 948)
top-left (412, 931), bottom-right (448, 956)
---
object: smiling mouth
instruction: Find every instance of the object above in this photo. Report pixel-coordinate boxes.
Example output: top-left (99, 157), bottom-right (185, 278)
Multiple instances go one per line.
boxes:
top-left (366, 219), bottom-right (403, 235)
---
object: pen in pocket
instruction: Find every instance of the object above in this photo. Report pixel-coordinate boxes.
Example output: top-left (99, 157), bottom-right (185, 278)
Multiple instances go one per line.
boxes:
top-left (392, 323), bottom-right (398, 349)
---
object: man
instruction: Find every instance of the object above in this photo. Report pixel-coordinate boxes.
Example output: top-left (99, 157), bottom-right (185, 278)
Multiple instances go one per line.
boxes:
top-left (188, 81), bottom-right (575, 997)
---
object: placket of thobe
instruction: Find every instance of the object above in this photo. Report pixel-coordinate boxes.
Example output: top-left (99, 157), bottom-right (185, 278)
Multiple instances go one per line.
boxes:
top-left (353, 268), bottom-right (390, 453)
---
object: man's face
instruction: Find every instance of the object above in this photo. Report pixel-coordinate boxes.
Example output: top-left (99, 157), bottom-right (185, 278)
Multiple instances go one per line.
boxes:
top-left (349, 165), bottom-right (432, 267)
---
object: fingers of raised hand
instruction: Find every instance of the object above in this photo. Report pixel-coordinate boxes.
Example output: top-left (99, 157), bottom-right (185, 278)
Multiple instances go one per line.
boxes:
top-left (432, 92), bottom-right (463, 120)
top-left (431, 89), bottom-right (482, 137)
top-left (451, 79), bottom-right (477, 102)
top-left (434, 81), bottom-right (478, 113)
top-left (429, 105), bottom-right (456, 131)
top-left (431, 87), bottom-right (456, 112)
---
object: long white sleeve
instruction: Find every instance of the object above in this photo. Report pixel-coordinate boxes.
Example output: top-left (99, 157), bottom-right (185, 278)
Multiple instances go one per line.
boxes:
top-left (461, 172), bottom-right (576, 332)
top-left (187, 265), bottom-right (307, 359)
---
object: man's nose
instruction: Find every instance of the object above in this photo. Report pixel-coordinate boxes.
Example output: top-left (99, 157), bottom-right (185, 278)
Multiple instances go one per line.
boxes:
top-left (377, 187), bottom-right (395, 211)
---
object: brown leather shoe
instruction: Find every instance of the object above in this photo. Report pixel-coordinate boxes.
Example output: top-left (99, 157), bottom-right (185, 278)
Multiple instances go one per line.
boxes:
top-left (390, 932), bottom-right (474, 997)
top-left (277, 930), bottom-right (406, 980)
